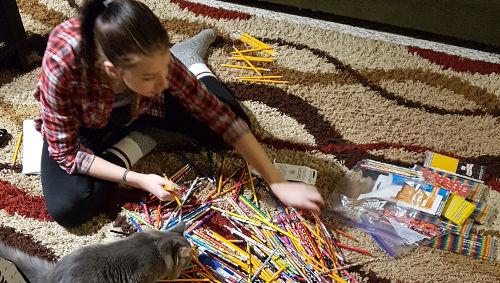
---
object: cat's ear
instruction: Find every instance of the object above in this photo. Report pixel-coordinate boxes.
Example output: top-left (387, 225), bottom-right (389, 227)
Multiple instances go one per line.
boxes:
top-left (178, 247), bottom-right (192, 259)
top-left (176, 247), bottom-right (193, 269)
top-left (170, 222), bottom-right (186, 234)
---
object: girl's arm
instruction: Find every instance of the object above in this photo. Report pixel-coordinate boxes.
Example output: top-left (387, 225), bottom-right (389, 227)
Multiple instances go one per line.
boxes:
top-left (232, 131), bottom-right (324, 212)
top-left (86, 156), bottom-right (177, 201)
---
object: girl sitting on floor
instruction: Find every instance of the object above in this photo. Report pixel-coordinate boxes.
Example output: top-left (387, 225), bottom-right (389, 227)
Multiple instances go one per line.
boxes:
top-left (34, 0), bottom-right (324, 227)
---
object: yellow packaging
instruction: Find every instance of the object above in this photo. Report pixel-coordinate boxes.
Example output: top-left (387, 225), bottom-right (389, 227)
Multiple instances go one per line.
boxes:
top-left (428, 152), bottom-right (459, 173)
top-left (442, 193), bottom-right (476, 225)
top-left (423, 151), bottom-right (487, 182)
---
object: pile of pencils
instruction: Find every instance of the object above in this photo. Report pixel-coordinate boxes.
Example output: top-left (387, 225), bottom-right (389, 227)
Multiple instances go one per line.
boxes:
top-left (121, 159), bottom-right (374, 282)
top-left (223, 30), bottom-right (288, 84)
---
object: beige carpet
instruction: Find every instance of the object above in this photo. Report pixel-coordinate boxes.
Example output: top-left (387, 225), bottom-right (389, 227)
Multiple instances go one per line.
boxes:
top-left (1, 0), bottom-right (500, 282)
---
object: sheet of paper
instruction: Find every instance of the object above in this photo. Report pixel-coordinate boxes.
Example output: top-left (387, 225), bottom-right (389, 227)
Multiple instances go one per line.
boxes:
top-left (21, 120), bottom-right (42, 175)
top-left (0, 257), bottom-right (27, 283)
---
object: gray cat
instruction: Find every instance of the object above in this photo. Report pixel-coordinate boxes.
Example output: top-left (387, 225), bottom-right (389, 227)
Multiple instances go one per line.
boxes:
top-left (0, 224), bottom-right (192, 283)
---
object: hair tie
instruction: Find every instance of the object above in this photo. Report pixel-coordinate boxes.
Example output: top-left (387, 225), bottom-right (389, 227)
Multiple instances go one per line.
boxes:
top-left (103, 0), bottom-right (113, 7)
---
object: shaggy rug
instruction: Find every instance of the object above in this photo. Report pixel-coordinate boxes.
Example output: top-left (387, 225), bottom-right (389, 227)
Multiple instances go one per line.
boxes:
top-left (1, 0), bottom-right (500, 282)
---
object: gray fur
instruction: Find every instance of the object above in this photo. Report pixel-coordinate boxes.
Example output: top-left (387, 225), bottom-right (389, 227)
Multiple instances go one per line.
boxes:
top-left (0, 224), bottom-right (192, 283)
top-left (0, 242), bottom-right (55, 282)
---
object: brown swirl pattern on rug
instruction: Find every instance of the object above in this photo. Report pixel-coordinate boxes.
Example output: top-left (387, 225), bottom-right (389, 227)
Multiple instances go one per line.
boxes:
top-left (1, 0), bottom-right (499, 282)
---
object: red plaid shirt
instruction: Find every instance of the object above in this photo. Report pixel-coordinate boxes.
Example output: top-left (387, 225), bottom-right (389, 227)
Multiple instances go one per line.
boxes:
top-left (34, 17), bottom-right (249, 174)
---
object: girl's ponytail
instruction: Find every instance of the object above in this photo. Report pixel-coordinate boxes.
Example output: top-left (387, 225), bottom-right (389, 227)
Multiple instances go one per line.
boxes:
top-left (78, 0), bottom-right (107, 79)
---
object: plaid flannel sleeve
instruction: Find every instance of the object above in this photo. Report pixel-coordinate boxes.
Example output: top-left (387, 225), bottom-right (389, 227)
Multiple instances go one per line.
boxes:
top-left (167, 55), bottom-right (249, 145)
top-left (37, 33), bottom-right (95, 174)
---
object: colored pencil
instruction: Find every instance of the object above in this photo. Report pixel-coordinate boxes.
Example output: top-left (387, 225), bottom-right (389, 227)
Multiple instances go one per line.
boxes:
top-left (251, 248), bottom-right (278, 281)
top-left (335, 241), bottom-right (372, 255)
top-left (140, 202), bottom-right (151, 224)
top-left (155, 203), bottom-right (161, 230)
top-left (128, 216), bottom-right (143, 232)
top-left (121, 207), bottom-right (155, 229)
top-left (211, 207), bottom-right (262, 226)
top-left (334, 228), bottom-right (357, 242)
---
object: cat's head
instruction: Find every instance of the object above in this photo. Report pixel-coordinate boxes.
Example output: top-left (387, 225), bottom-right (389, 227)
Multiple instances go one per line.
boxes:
top-left (158, 223), bottom-right (193, 279)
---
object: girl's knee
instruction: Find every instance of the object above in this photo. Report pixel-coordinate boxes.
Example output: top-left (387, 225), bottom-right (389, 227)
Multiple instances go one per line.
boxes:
top-left (46, 201), bottom-right (90, 227)
top-left (43, 180), bottom-right (111, 227)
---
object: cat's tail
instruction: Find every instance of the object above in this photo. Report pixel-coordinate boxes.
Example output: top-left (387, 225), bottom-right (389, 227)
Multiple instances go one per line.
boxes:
top-left (0, 241), bottom-right (55, 283)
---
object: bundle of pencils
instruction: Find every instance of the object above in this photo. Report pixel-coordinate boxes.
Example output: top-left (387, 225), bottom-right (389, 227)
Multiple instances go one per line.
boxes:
top-left (119, 158), bottom-right (375, 282)
top-left (179, 197), bottom-right (373, 283)
top-left (222, 31), bottom-right (288, 84)
top-left (231, 30), bottom-right (276, 56)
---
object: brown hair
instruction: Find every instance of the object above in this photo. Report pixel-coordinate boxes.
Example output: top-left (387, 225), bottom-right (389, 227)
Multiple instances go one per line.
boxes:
top-left (79, 0), bottom-right (170, 78)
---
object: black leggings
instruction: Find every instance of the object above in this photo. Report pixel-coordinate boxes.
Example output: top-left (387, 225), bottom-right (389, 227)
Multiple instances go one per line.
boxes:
top-left (41, 76), bottom-right (249, 227)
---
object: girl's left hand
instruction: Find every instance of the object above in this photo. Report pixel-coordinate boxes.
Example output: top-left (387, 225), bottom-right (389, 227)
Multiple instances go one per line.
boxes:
top-left (269, 182), bottom-right (324, 212)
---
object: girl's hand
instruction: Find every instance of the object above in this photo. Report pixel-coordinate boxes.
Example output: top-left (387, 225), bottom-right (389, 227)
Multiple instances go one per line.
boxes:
top-left (131, 173), bottom-right (179, 201)
top-left (269, 182), bottom-right (324, 213)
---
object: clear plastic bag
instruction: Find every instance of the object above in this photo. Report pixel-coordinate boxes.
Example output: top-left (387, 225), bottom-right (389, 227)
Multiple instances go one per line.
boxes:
top-left (325, 160), bottom-right (453, 257)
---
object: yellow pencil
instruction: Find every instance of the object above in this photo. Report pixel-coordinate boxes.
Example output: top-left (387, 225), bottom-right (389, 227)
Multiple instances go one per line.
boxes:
top-left (287, 226), bottom-right (305, 253)
top-left (265, 265), bottom-right (285, 283)
top-left (173, 196), bottom-right (181, 207)
top-left (232, 46), bottom-right (275, 54)
top-left (240, 33), bottom-right (271, 49)
top-left (301, 220), bottom-right (323, 244)
top-left (12, 132), bottom-right (22, 164)
top-left (246, 162), bottom-right (258, 204)
top-left (217, 157), bottom-right (225, 193)
top-left (191, 250), bottom-right (221, 282)
top-left (241, 79), bottom-right (288, 84)
top-left (240, 31), bottom-right (273, 49)
top-left (163, 176), bottom-right (181, 206)
top-left (233, 47), bottom-right (261, 76)
top-left (247, 245), bottom-right (252, 283)
top-left (236, 31), bottom-right (276, 55)
top-left (209, 232), bottom-right (262, 274)
top-left (230, 56), bottom-right (274, 62)
top-left (235, 35), bottom-right (270, 53)
top-left (211, 231), bottom-right (246, 255)
top-left (236, 76), bottom-right (282, 79)
top-left (222, 64), bottom-right (270, 71)
top-left (253, 214), bottom-right (299, 242)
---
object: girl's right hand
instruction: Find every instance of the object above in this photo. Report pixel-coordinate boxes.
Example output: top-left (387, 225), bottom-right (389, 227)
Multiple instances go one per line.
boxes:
top-left (129, 172), bottom-right (179, 201)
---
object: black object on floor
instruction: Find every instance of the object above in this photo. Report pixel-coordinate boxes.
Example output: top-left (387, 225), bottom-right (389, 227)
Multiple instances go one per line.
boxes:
top-left (0, 0), bottom-right (32, 70)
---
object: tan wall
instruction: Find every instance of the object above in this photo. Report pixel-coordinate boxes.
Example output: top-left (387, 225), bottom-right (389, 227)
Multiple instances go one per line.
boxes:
top-left (259, 0), bottom-right (500, 47)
